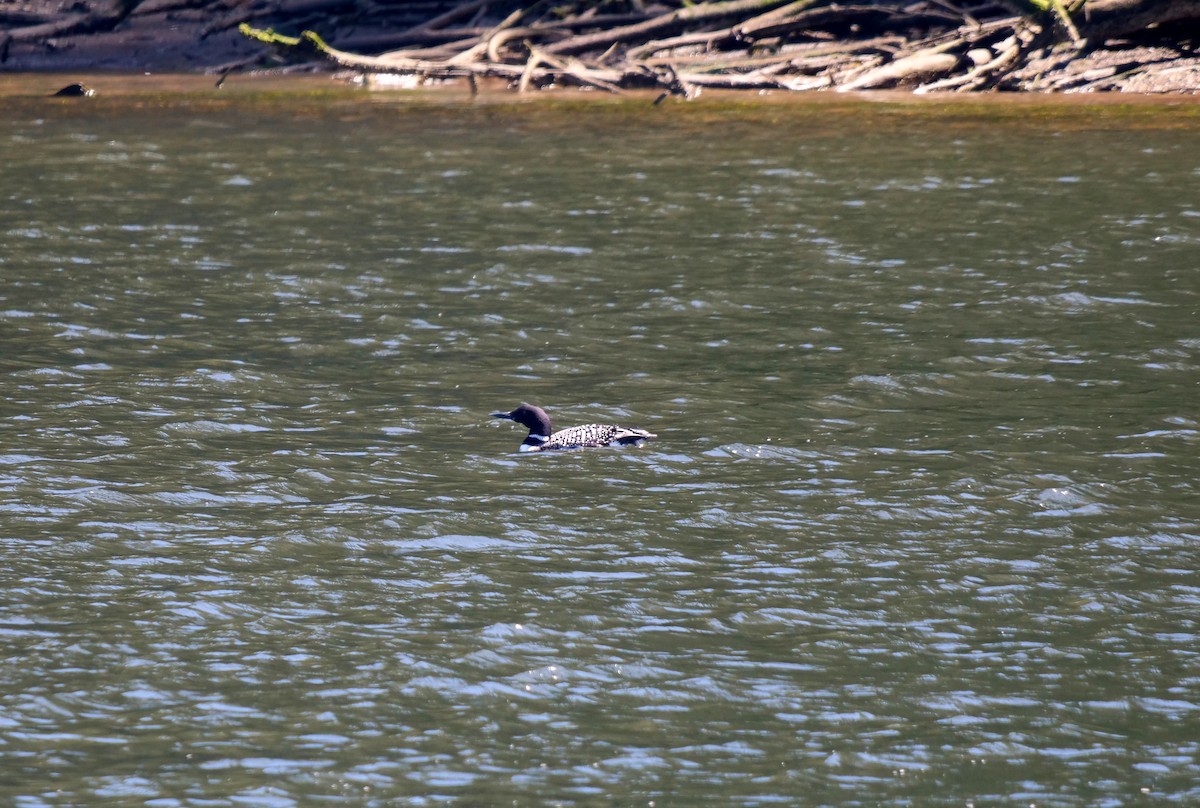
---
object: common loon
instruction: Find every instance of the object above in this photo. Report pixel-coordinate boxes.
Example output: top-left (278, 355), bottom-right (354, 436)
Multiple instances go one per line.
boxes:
top-left (491, 403), bottom-right (656, 452)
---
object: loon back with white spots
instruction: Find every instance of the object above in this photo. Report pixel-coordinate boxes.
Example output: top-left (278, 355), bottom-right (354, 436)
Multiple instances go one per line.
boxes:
top-left (491, 403), bottom-right (656, 452)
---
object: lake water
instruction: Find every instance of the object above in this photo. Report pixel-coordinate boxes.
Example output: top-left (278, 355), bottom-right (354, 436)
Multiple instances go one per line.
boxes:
top-left (2, 83), bottom-right (1198, 806)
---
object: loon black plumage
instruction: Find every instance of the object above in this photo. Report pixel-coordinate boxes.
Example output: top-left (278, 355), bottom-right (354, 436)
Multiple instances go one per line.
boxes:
top-left (491, 403), bottom-right (656, 452)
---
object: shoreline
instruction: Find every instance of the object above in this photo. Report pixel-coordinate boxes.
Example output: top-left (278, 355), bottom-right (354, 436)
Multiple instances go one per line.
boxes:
top-left (2, 2), bottom-right (1197, 96)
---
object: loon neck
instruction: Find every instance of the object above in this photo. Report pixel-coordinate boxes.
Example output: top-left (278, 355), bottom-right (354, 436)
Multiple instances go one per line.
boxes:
top-left (520, 433), bottom-right (548, 452)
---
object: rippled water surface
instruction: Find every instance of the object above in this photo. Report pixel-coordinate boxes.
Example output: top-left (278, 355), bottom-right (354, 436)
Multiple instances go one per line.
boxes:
top-left (2, 90), bottom-right (1199, 806)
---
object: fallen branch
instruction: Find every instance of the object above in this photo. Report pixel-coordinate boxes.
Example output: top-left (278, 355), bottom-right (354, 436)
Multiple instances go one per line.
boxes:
top-left (838, 42), bottom-right (963, 90)
top-left (914, 37), bottom-right (1022, 92)
top-left (239, 25), bottom-right (464, 73)
top-left (626, 28), bottom-right (738, 61)
top-left (738, 5), bottom-right (904, 40)
top-left (446, 8), bottom-right (525, 65)
top-left (543, 0), bottom-right (794, 56)
top-left (525, 42), bottom-right (625, 93)
top-left (732, 0), bottom-right (824, 36)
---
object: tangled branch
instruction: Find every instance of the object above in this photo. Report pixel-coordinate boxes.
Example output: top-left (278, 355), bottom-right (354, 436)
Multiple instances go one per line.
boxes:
top-left (236, 0), bottom-right (1200, 95)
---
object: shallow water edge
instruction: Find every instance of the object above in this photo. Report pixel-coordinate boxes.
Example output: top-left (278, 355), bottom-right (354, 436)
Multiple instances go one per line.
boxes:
top-left (3, 72), bottom-right (1200, 127)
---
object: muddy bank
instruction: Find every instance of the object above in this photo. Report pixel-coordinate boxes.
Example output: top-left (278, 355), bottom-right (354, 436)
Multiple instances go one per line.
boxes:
top-left (2, 1), bottom-right (1198, 94)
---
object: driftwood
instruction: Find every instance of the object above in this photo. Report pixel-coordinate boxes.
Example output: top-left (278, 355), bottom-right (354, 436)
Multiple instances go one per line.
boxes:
top-left (232, 0), bottom-right (1200, 95)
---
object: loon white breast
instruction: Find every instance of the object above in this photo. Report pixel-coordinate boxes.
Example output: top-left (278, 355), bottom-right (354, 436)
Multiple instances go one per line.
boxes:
top-left (491, 402), bottom-right (656, 452)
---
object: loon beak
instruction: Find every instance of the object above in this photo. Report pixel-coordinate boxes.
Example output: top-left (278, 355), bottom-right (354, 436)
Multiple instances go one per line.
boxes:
top-left (491, 411), bottom-right (513, 420)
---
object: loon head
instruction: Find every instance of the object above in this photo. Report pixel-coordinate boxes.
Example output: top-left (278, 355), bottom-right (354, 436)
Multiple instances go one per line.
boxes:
top-left (491, 402), bottom-right (552, 437)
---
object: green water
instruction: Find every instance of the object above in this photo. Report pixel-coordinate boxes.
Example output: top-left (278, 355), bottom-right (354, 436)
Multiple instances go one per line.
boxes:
top-left (1, 90), bottom-right (1198, 806)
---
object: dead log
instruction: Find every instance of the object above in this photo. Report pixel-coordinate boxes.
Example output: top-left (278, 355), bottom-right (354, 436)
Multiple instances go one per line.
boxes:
top-left (676, 69), bottom-right (789, 88)
top-left (377, 38), bottom-right (481, 61)
top-left (732, 0), bottom-right (823, 36)
top-left (446, 8), bottom-right (525, 65)
top-left (518, 45), bottom-right (545, 92)
top-left (626, 28), bottom-right (739, 61)
top-left (318, 28), bottom-right (489, 54)
top-left (838, 47), bottom-right (961, 90)
top-left (738, 5), bottom-right (906, 40)
top-left (914, 35), bottom-right (1022, 92)
top-left (543, 0), bottom-right (794, 56)
top-left (739, 4), bottom-right (973, 41)
top-left (525, 44), bottom-right (624, 92)
top-left (239, 25), bottom-right (461, 72)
